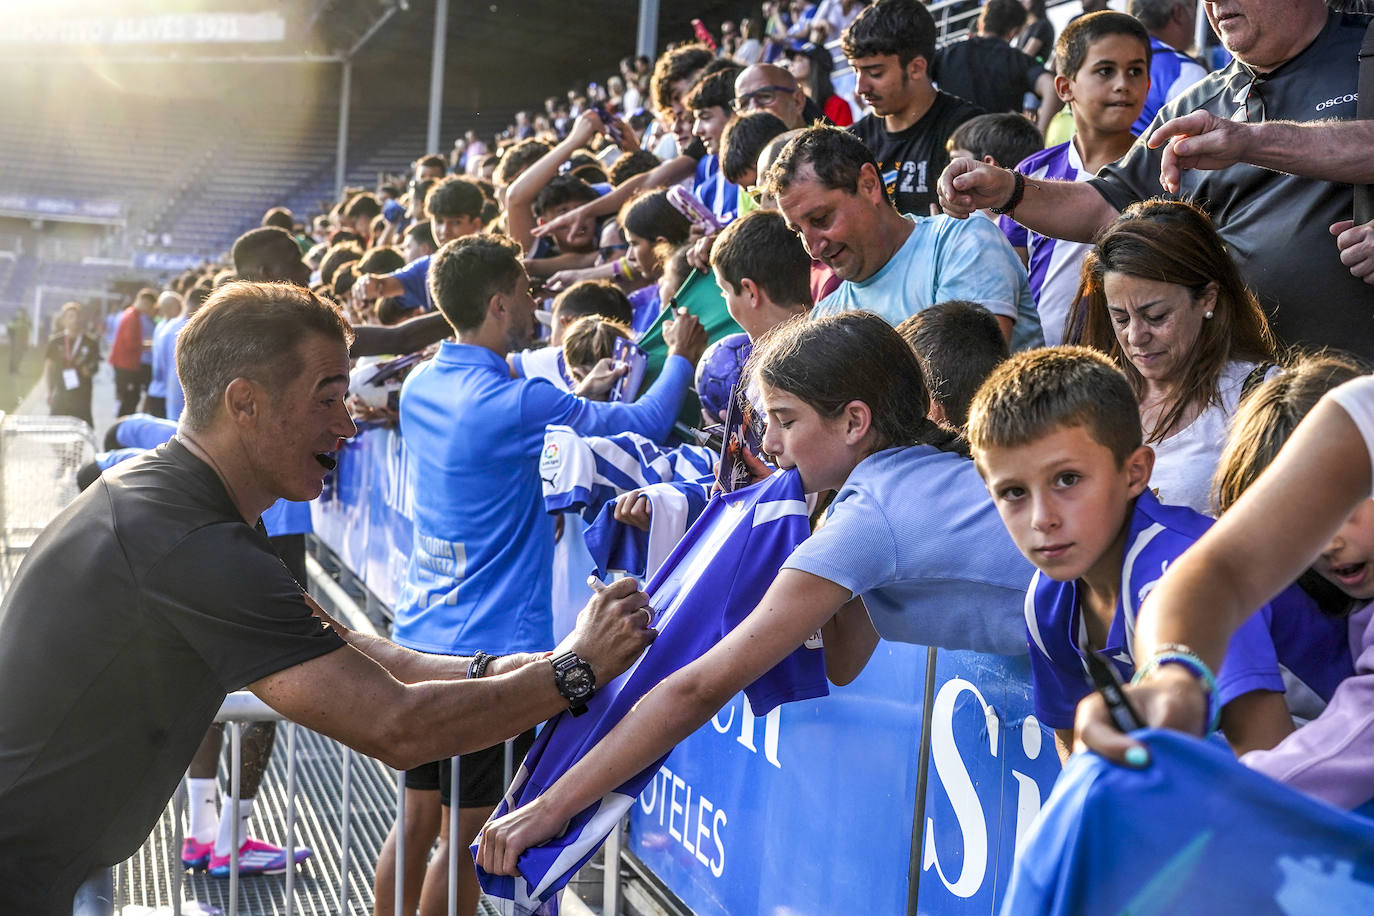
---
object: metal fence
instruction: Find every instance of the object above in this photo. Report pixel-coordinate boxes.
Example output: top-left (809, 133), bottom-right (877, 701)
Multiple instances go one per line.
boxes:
top-left (0, 412), bottom-right (96, 584)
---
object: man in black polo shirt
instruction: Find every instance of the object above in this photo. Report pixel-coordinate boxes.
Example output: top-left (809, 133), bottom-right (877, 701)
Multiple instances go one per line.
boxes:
top-left (938, 0), bottom-right (1374, 356)
top-left (0, 282), bottom-right (655, 912)
top-left (933, 0), bottom-right (1062, 133)
top-left (843, 0), bottom-right (984, 216)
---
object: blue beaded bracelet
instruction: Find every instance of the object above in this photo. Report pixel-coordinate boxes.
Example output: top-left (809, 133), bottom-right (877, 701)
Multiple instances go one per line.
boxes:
top-left (1131, 643), bottom-right (1221, 734)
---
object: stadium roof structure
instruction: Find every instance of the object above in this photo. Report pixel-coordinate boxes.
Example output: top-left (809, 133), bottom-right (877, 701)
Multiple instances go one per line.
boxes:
top-left (1, 0), bottom-right (744, 104)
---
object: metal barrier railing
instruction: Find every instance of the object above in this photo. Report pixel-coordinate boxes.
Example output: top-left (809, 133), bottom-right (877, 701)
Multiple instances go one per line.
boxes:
top-left (120, 692), bottom-right (531, 916)
top-left (0, 412), bottom-right (97, 585)
top-left (117, 550), bottom-right (545, 916)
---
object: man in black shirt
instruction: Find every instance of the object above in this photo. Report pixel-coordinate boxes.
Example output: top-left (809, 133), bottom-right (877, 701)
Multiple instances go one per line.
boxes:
top-left (843, 0), bottom-right (984, 216)
top-left (939, 1), bottom-right (1374, 356)
top-left (0, 282), bottom-right (655, 912)
top-left (933, 0), bottom-right (1062, 132)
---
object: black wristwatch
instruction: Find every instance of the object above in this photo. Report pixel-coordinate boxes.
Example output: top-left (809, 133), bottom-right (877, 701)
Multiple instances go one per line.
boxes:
top-left (550, 651), bottom-right (596, 716)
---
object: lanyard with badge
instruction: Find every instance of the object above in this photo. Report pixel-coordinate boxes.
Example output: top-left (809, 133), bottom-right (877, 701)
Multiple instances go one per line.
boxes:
top-left (61, 335), bottom-right (82, 391)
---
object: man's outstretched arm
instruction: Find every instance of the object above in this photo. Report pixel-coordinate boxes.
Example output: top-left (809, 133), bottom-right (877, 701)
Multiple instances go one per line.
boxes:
top-left (250, 577), bottom-right (656, 770)
top-left (937, 157), bottom-right (1120, 244)
top-left (349, 311), bottom-right (450, 358)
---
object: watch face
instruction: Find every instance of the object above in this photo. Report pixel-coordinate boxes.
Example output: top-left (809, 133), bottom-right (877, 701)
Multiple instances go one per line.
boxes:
top-left (562, 665), bottom-right (593, 697)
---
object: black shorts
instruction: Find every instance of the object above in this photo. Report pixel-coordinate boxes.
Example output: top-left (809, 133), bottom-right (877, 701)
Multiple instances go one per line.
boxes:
top-left (403, 728), bottom-right (536, 808)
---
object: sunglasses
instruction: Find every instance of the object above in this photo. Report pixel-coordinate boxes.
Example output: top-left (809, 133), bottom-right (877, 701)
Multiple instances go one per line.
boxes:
top-left (732, 85), bottom-right (796, 112)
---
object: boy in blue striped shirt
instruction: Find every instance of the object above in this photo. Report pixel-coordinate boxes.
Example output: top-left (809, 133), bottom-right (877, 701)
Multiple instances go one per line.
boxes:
top-left (968, 347), bottom-right (1348, 762)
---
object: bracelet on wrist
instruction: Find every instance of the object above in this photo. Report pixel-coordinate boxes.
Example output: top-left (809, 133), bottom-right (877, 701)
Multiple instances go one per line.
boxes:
top-left (1130, 643), bottom-right (1220, 734)
top-left (990, 169), bottom-right (1026, 216)
top-left (467, 651), bottom-right (498, 679)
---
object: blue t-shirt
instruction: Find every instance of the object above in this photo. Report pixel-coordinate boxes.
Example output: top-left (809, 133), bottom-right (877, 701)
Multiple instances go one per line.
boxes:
top-left (784, 445), bottom-right (1034, 654)
top-left (475, 470), bottom-right (825, 912)
top-left (1025, 490), bottom-right (1352, 729)
top-left (113, 413), bottom-right (178, 449)
top-left (813, 214), bottom-right (1044, 351)
top-left (159, 314), bottom-right (190, 420)
top-left (391, 341), bottom-right (693, 654)
top-left (139, 312), bottom-right (155, 366)
top-left (1134, 37), bottom-right (1209, 136)
top-left (393, 255), bottom-right (432, 312)
top-left (147, 316), bottom-right (180, 398)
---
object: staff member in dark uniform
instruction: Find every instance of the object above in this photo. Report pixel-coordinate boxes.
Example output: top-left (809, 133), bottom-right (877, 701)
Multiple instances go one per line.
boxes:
top-left (44, 301), bottom-right (100, 426)
top-left (0, 281), bottom-right (657, 914)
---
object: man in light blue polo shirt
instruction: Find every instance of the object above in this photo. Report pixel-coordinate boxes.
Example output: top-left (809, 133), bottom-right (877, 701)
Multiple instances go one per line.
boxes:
top-left (767, 125), bottom-right (1043, 351)
top-left (388, 233), bottom-right (705, 915)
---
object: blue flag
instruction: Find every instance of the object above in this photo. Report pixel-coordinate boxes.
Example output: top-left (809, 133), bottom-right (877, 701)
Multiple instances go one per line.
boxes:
top-left (476, 470), bottom-right (827, 915)
top-left (1001, 729), bottom-right (1374, 914)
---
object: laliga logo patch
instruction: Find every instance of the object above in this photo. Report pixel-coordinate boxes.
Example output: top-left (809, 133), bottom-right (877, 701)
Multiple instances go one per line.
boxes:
top-left (804, 630), bottom-right (823, 649)
top-left (539, 442), bottom-right (562, 476)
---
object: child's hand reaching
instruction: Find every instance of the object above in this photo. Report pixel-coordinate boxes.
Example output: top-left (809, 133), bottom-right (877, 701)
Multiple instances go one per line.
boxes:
top-left (572, 357), bottom-right (627, 400)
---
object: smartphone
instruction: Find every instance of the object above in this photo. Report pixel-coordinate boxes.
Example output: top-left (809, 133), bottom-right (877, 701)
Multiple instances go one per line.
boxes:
top-left (666, 186), bottom-right (724, 235)
top-left (609, 337), bottom-right (648, 403)
top-left (691, 18), bottom-right (718, 52)
top-left (591, 103), bottom-right (624, 146)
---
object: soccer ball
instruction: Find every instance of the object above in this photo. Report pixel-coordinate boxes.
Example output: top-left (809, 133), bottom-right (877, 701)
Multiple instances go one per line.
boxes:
top-left (694, 332), bottom-right (752, 423)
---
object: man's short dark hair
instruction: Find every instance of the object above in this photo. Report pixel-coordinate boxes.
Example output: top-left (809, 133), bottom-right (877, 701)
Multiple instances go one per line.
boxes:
top-left (968, 346), bottom-right (1143, 467)
top-left (332, 263), bottom-right (359, 299)
top-left (552, 280), bottom-right (635, 327)
top-left (231, 227), bottom-right (301, 281)
top-left (651, 43), bottom-right (715, 112)
top-left (425, 176), bottom-right (486, 220)
top-left (344, 193), bottom-right (382, 221)
top-left (895, 302), bottom-right (1009, 429)
top-left (319, 241), bottom-right (363, 287)
top-left (948, 113), bottom-right (1044, 169)
top-left (534, 174), bottom-right (600, 218)
top-left (567, 152), bottom-right (608, 186)
top-left (261, 207), bottom-right (294, 232)
top-left (720, 111), bottom-right (789, 185)
top-left (710, 210), bottom-right (813, 308)
top-left (979, 0), bottom-right (1028, 38)
top-left (176, 282), bottom-right (353, 432)
top-left (409, 178), bottom-right (436, 217)
top-left (607, 150), bottom-right (661, 186)
top-left (427, 234), bottom-right (524, 333)
top-left (1054, 11), bottom-right (1151, 79)
top-left (494, 139), bottom-right (553, 187)
top-left (417, 153), bottom-right (448, 174)
top-left (406, 220), bottom-right (437, 250)
top-left (1129, 0), bottom-right (1186, 32)
top-left (185, 278), bottom-right (214, 314)
top-left (841, 0), bottom-right (937, 69)
top-left (358, 246), bottom-right (406, 276)
top-left (763, 125), bottom-right (884, 200)
top-left (684, 66), bottom-right (742, 113)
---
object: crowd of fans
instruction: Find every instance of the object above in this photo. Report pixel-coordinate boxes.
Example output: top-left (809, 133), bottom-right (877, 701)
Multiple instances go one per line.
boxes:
top-left (39, 0), bottom-right (1374, 909)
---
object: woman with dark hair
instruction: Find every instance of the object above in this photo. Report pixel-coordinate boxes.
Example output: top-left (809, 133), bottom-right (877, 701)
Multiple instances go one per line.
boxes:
top-left (1068, 198), bottom-right (1278, 514)
top-left (1015, 0), bottom-right (1054, 63)
top-left (44, 302), bottom-right (100, 426)
top-left (617, 189), bottom-right (693, 333)
top-left (783, 41), bottom-right (854, 126)
top-left (476, 312), bottom-right (1034, 871)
